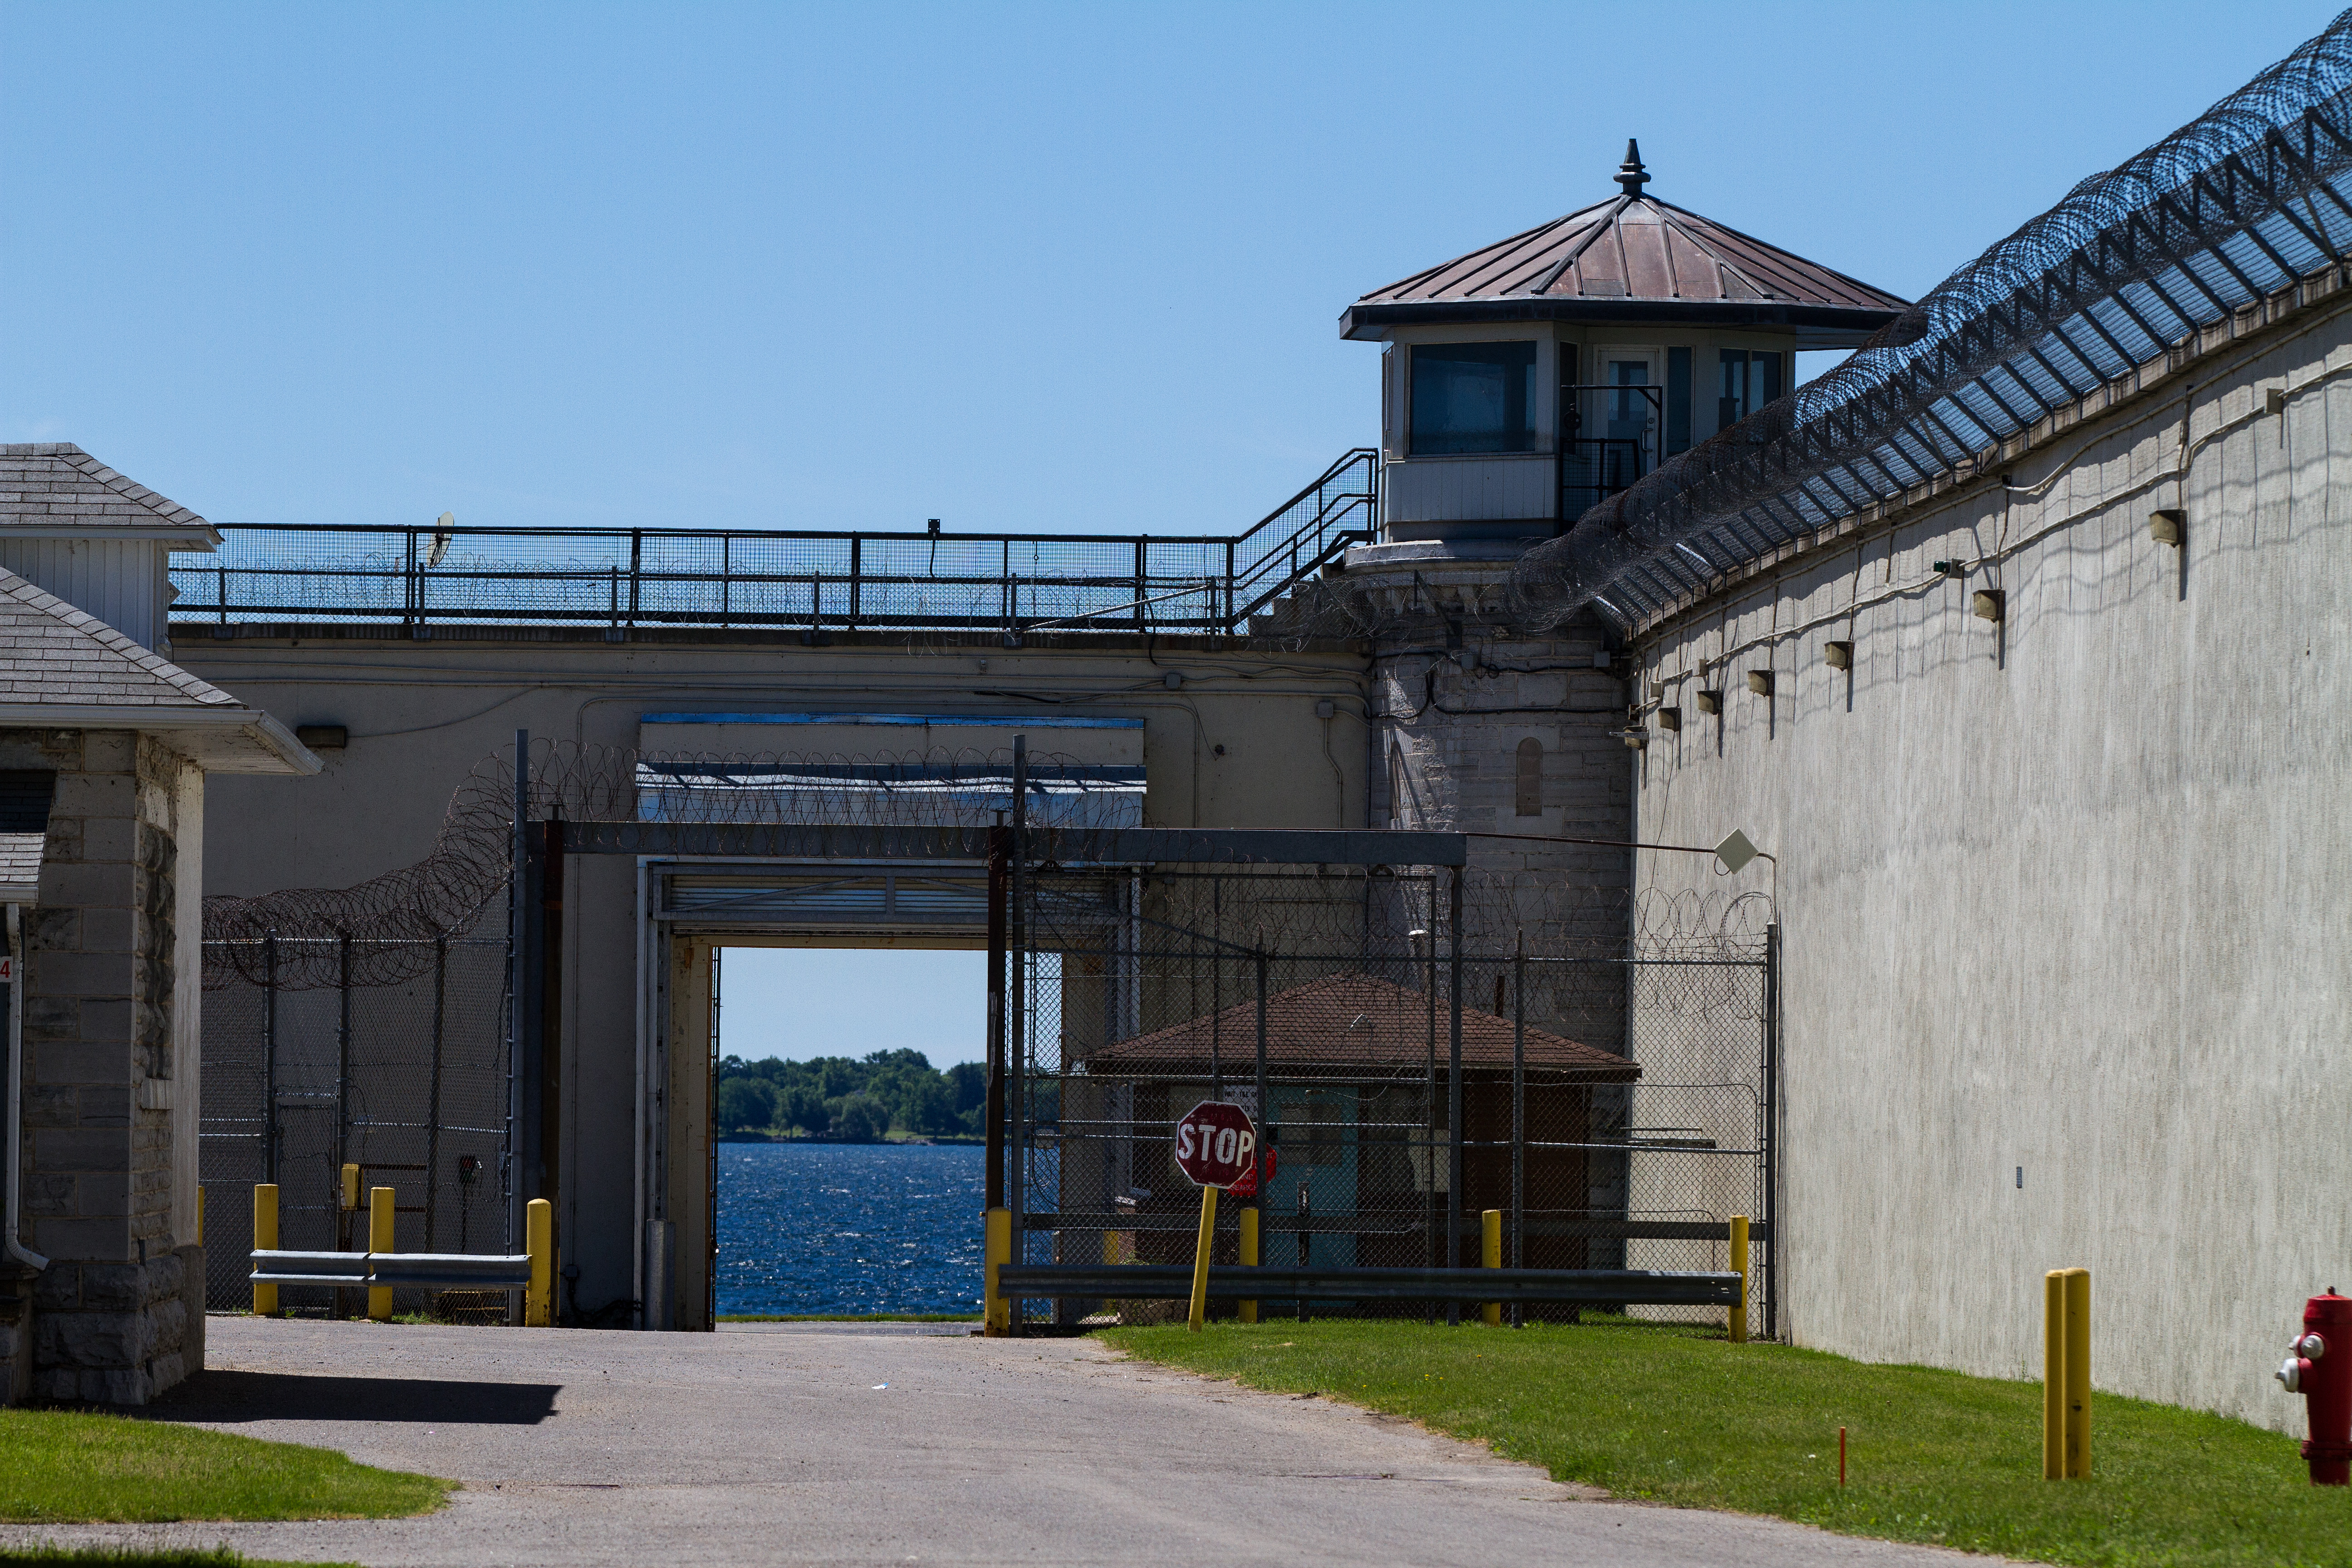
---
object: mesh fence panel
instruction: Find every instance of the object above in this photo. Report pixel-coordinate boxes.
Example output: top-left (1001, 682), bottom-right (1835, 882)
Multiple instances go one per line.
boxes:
top-left (1006, 864), bottom-right (1773, 1330)
top-left (199, 930), bottom-right (512, 1317)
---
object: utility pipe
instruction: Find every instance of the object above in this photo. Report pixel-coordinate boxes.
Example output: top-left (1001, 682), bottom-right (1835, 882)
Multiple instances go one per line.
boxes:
top-left (5, 904), bottom-right (47, 1271)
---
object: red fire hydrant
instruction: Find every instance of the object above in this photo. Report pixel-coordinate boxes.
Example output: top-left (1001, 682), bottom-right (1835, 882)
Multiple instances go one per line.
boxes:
top-left (2277, 1290), bottom-right (2352, 1485)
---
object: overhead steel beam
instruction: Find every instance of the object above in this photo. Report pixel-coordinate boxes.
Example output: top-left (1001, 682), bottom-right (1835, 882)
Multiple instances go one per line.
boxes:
top-left (556, 820), bottom-right (1470, 867)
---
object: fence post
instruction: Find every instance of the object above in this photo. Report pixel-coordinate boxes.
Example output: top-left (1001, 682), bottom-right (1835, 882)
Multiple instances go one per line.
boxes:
top-left (983, 1207), bottom-right (1010, 1336)
top-left (426, 935), bottom-right (446, 1252)
top-left (1239, 1205), bottom-right (1259, 1325)
top-left (1252, 934), bottom-right (1269, 1329)
top-left (1511, 929), bottom-right (1524, 1328)
top-left (368, 1186), bottom-right (395, 1321)
top-left (1729, 1214), bottom-right (1749, 1343)
top-left (252, 1184), bottom-right (279, 1317)
top-left (2043, 1270), bottom-right (2066, 1479)
top-left (263, 934), bottom-right (279, 1186)
top-left (1481, 1209), bottom-right (1502, 1327)
top-left (1763, 920), bottom-right (1781, 1341)
top-left (1446, 867), bottom-right (1463, 1327)
top-left (526, 1197), bottom-right (553, 1327)
top-left (1006, 735), bottom-right (1027, 1333)
top-left (2064, 1267), bottom-right (2091, 1478)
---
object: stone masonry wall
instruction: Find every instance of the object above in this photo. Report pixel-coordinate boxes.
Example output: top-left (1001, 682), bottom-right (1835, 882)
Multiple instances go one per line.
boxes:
top-left (17, 730), bottom-right (196, 1404)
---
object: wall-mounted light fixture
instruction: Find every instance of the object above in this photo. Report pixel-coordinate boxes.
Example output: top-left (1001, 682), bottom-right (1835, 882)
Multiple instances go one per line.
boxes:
top-left (1694, 691), bottom-right (1723, 715)
top-left (1618, 725), bottom-right (1650, 750)
top-left (1823, 641), bottom-right (1853, 670)
top-left (1746, 670), bottom-right (1774, 696)
top-left (2149, 509), bottom-right (2184, 546)
top-left (1656, 706), bottom-right (1682, 733)
top-left (1932, 559), bottom-right (1964, 578)
top-left (1971, 589), bottom-right (2005, 623)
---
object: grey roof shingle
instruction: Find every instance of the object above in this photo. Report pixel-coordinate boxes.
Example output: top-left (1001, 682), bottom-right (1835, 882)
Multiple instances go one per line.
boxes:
top-left (0, 831), bottom-right (39, 895)
top-left (0, 568), bottom-right (242, 709)
top-left (0, 443), bottom-right (215, 538)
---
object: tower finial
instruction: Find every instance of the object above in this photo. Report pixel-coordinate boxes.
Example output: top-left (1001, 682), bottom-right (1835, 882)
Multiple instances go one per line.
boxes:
top-left (1616, 138), bottom-right (1651, 197)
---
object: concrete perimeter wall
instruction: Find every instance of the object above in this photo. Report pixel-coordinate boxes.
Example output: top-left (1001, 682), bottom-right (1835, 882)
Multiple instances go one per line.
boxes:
top-left (1627, 287), bottom-right (2352, 1431)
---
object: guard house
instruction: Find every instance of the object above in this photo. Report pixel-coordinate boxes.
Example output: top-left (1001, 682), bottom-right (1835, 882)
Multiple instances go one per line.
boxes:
top-left (1342, 142), bottom-right (1907, 543)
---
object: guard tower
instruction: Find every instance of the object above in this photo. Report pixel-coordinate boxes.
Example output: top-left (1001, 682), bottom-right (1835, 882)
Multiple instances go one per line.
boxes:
top-left (1328, 145), bottom-right (1906, 898)
top-left (1342, 141), bottom-right (1906, 544)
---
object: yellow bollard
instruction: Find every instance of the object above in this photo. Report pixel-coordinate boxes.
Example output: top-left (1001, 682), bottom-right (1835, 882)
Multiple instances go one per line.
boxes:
top-left (2063, 1267), bottom-right (2091, 1478)
top-left (252, 1184), bottom-right (279, 1317)
top-left (983, 1208), bottom-right (1010, 1335)
top-left (1481, 1209), bottom-right (1502, 1327)
top-left (1730, 1214), bottom-right (1750, 1344)
top-left (368, 1186), bottom-right (395, 1321)
top-left (525, 1198), bottom-right (553, 1327)
top-left (2043, 1270), bottom-right (2067, 1479)
top-left (1239, 1206), bottom-right (1259, 1325)
top-left (341, 1162), bottom-right (360, 1211)
top-left (1187, 1185), bottom-right (1218, 1333)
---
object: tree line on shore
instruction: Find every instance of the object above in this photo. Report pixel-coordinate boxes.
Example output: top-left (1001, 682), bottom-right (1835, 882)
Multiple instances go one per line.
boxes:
top-left (718, 1049), bottom-right (986, 1142)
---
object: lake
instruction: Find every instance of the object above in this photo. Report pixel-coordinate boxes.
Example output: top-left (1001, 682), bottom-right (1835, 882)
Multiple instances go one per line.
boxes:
top-left (715, 1141), bottom-right (985, 1317)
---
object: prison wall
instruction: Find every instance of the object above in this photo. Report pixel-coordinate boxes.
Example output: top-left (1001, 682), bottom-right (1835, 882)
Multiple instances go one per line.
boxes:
top-left (1626, 289), bottom-right (2352, 1431)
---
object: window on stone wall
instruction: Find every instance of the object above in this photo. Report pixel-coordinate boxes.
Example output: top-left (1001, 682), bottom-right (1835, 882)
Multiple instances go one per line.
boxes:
top-left (1514, 738), bottom-right (1542, 817)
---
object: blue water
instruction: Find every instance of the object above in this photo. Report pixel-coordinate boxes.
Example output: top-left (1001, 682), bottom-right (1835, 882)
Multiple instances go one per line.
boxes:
top-left (715, 1142), bottom-right (985, 1317)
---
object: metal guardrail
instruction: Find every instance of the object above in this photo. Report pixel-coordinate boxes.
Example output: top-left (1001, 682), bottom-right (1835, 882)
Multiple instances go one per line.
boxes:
top-left (251, 1249), bottom-right (534, 1289)
top-left (171, 449), bottom-right (1378, 638)
top-left (995, 1264), bottom-right (1739, 1306)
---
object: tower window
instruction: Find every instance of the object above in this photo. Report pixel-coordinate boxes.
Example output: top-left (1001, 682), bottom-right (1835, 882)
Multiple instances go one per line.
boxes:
top-left (1514, 738), bottom-right (1542, 817)
top-left (1718, 349), bottom-right (1784, 431)
top-left (1411, 342), bottom-right (1538, 455)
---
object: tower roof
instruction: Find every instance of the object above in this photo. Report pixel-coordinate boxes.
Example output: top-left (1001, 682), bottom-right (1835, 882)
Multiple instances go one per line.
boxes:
top-left (1341, 142), bottom-right (1909, 348)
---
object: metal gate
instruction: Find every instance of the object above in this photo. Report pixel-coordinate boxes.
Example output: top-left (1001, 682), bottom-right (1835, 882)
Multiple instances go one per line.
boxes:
top-left (998, 838), bottom-right (1778, 1331)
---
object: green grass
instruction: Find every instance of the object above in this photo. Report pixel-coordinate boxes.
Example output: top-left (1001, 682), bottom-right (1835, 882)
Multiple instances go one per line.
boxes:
top-left (0, 1409), bottom-right (448, 1523)
top-left (0, 1550), bottom-right (357, 1567)
top-left (1105, 1316), bottom-right (2352, 1567)
top-left (716, 1312), bottom-right (978, 1323)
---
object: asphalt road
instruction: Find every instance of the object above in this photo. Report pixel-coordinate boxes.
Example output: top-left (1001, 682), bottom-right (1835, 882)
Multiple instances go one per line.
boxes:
top-left (0, 1318), bottom-right (2001, 1567)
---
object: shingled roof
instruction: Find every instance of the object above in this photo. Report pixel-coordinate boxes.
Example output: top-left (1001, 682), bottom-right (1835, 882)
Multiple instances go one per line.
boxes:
top-left (1085, 970), bottom-right (1637, 1081)
top-left (1342, 142), bottom-right (1907, 349)
top-left (0, 568), bottom-right (314, 773)
top-left (0, 443), bottom-right (220, 545)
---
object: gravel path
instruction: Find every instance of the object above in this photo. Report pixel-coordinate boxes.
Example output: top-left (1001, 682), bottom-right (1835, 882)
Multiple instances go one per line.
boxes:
top-left (0, 1317), bottom-right (2003, 1567)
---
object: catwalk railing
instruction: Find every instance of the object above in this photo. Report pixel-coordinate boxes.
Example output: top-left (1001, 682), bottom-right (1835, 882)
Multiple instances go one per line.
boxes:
top-left (168, 450), bottom-right (1377, 638)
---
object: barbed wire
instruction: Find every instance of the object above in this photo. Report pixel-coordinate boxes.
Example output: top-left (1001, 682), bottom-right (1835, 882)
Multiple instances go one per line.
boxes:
top-left (1504, 9), bottom-right (2352, 630)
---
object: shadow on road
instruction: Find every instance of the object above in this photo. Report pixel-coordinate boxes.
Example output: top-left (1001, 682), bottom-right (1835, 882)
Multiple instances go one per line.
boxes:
top-left (143, 1368), bottom-right (562, 1426)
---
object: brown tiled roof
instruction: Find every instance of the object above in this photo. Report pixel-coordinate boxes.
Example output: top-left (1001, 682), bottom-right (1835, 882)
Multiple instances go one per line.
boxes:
top-left (1341, 152), bottom-right (1907, 348)
top-left (0, 443), bottom-right (217, 541)
top-left (1085, 970), bottom-right (1637, 1080)
top-left (0, 568), bottom-right (242, 709)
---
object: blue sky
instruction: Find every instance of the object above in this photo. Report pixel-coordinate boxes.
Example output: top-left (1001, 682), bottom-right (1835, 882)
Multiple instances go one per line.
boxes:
top-left (3, 0), bottom-right (2336, 1063)
top-left (3, 1), bottom-right (2337, 541)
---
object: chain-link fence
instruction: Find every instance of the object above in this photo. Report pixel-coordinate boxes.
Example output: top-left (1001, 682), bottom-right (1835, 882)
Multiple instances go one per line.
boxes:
top-left (1004, 863), bottom-right (1775, 1330)
top-left (198, 929), bottom-right (512, 1317)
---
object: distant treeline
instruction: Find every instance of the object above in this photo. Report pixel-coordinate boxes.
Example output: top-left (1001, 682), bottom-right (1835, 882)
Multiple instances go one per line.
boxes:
top-left (718, 1050), bottom-right (985, 1142)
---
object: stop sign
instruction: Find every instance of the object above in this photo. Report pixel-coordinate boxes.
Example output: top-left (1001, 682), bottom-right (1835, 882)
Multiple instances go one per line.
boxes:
top-left (1172, 1101), bottom-right (1259, 1190)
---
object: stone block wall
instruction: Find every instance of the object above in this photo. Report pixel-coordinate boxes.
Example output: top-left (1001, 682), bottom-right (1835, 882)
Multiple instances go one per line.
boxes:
top-left (11, 729), bottom-right (199, 1404)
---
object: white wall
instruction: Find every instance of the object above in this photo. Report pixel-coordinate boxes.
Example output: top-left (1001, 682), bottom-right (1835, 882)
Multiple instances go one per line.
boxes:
top-left (1628, 294), bottom-right (2352, 1431)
